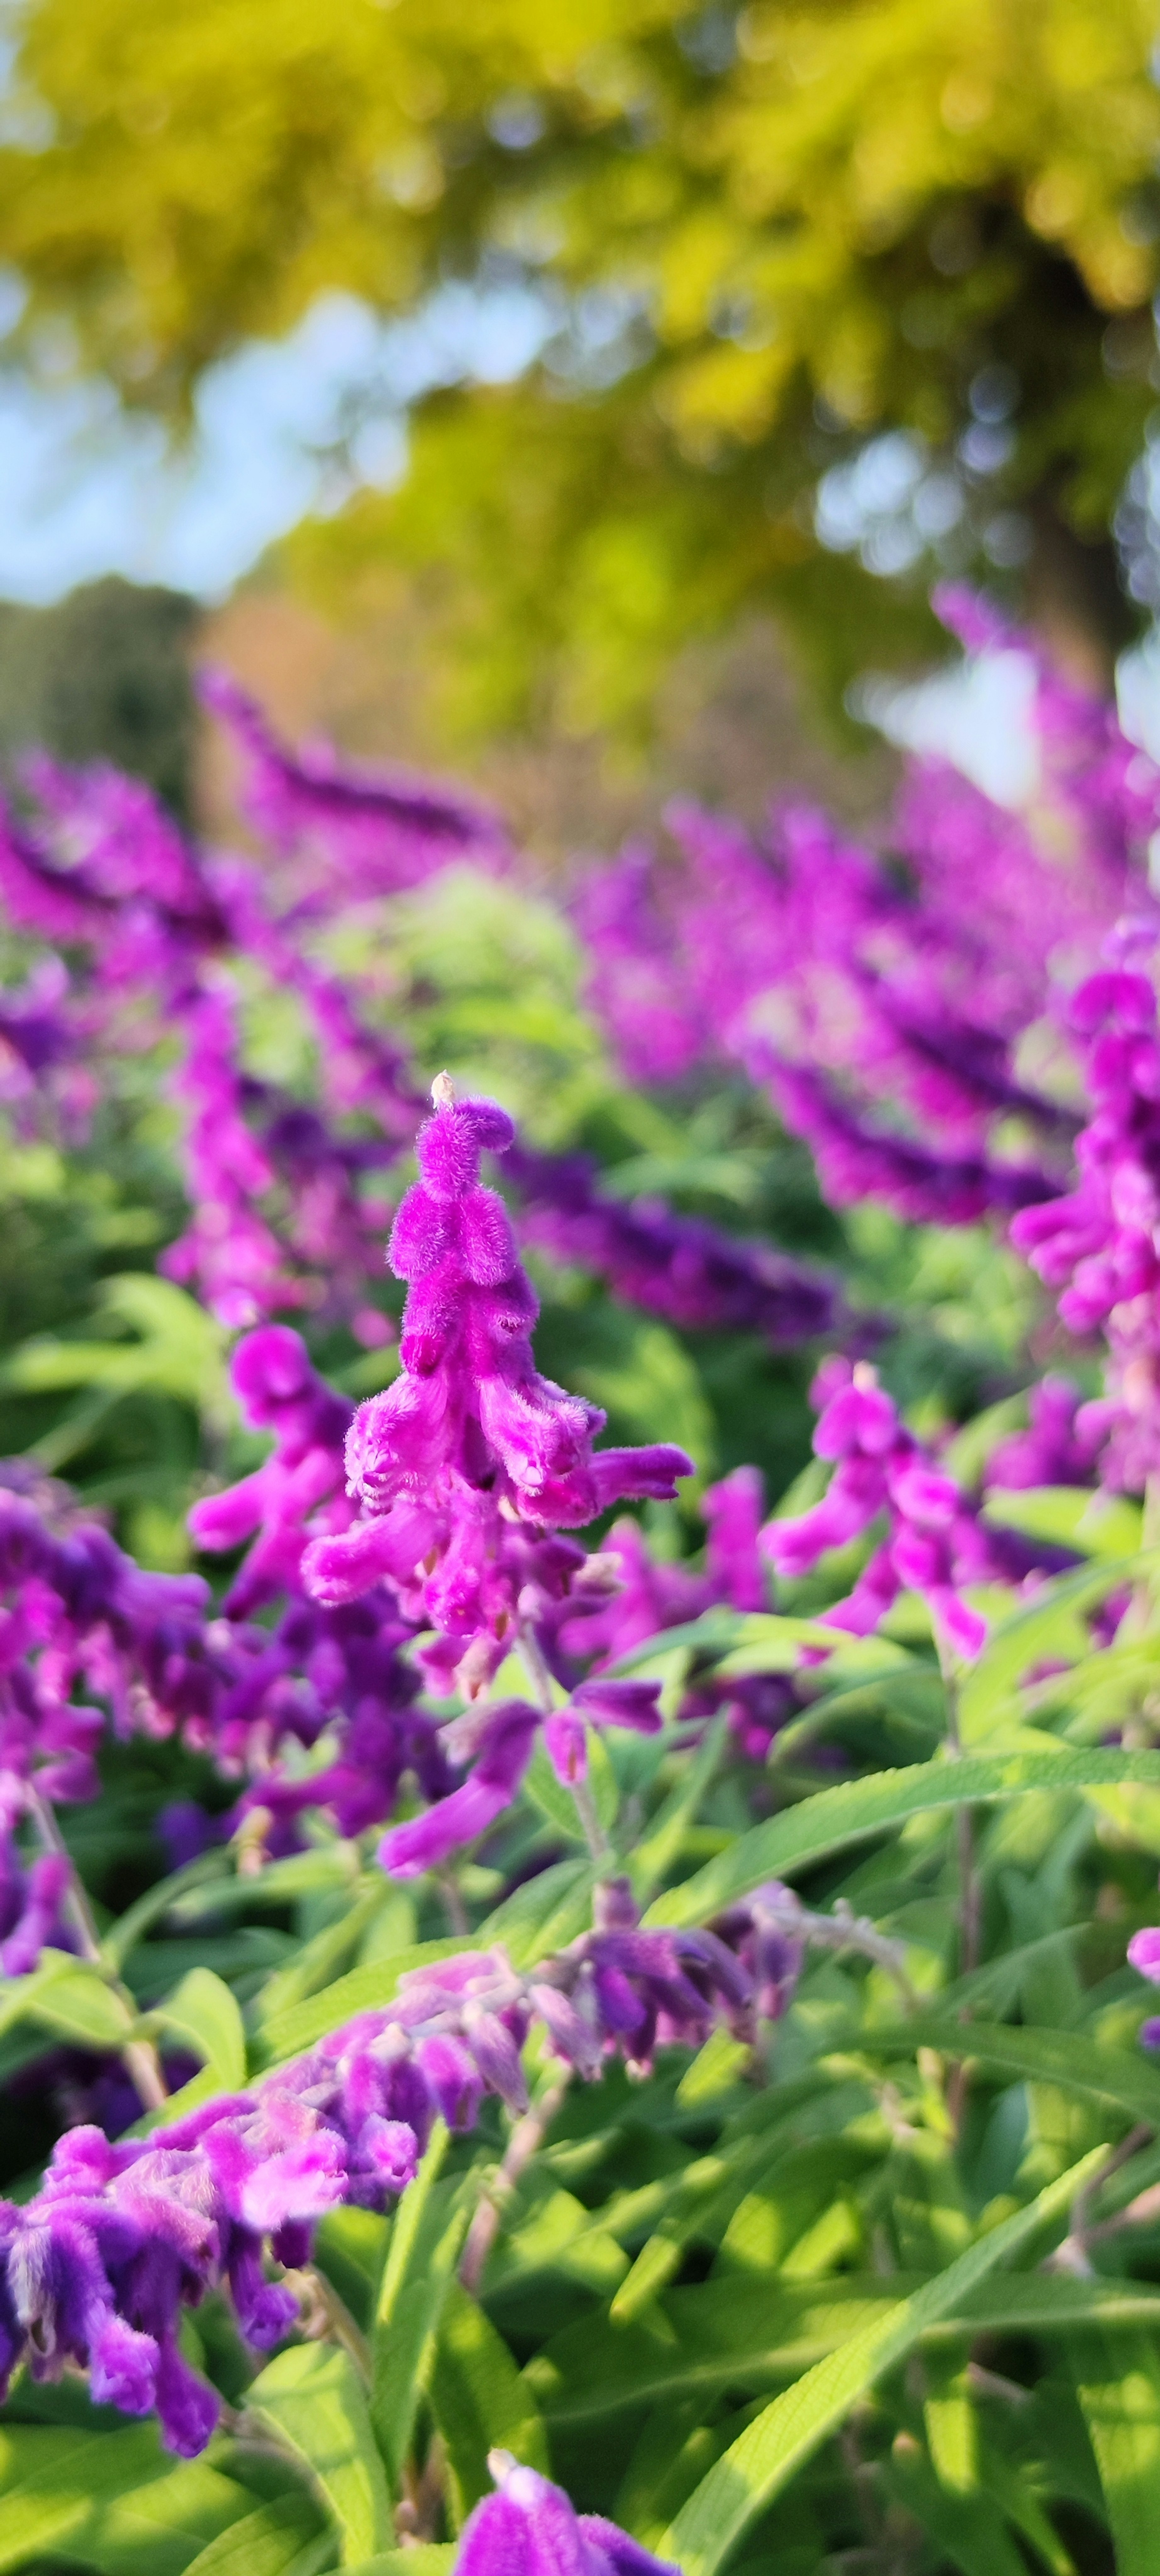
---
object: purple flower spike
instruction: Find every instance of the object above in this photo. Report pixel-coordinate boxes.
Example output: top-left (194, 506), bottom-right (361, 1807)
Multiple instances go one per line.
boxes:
top-left (571, 1678), bottom-right (663, 1732)
top-left (458, 2452), bottom-right (680, 2576)
top-left (378, 1702), bottom-right (540, 1876)
top-left (761, 1356), bottom-right (1065, 1661)
top-left (294, 1073), bottom-right (692, 1849)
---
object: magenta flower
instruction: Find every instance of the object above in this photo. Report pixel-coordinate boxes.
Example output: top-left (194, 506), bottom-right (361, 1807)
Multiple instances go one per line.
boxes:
top-left (189, 1324), bottom-right (355, 1615)
top-left (304, 1082), bottom-right (691, 1700)
top-left (1012, 965), bottom-right (1160, 1492)
top-left (762, 1357), bottom-right (996, 1659)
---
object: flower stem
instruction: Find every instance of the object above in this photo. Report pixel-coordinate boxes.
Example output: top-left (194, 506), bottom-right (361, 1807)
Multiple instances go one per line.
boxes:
top-left (24, 1783), bottom-right (168, 2114)
top-left (516, 1629), bottom-right (613, 1868)
top-left (459, 2071), bottom-right (571, 2295)
top-left (567, 1773), bottom-right (613, 1870)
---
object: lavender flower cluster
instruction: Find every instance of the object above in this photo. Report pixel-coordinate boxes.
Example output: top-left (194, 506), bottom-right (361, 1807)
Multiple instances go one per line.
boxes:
top-left (0, 680), bottom-right (840, 1359)
top-left (0, 1882), bottom-right (799, 2455)
top-left (575, 590), bottom-right (1154, 1242)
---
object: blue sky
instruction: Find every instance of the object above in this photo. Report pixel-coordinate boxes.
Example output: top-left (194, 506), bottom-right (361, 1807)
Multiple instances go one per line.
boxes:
top-left (0, 281), bottom-right (548, 601)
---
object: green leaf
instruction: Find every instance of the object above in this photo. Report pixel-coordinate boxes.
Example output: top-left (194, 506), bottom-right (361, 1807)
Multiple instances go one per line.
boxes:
top-left (875, 2017), bottom-right (1160, 2127)
top-left (528, 2270), bottom-right (1160, 2425)
top-left (101, 1854), bottom-right (234, 1974)
top-left (660, 2146), bottom-right (1109, 2576)
top-left (169, 1849), bottom-right (359, 1926)
top-left (0, 2422), bottom-right (178, 2574)
top-left (25, 1958), bottom-right (138, 2051)
top-left (341, 2554), bottom-right (454, 2576)
top-left (956, 1554), bottom-right (1158, 1741)
top-left (630, 1717), bottom-right (728, 1904)
top-left (524, 1742), bottom-right (587, 1841)
top-left (371, 2121), bottom-right (472, 2494)
top-left (1069, 2328), bottom-right (1160, 2574)
top-left (603, 1612), bottom-right (749, 1676)
top-left (885, 2442), bottom-right (1029, 2576)
top-left (982, 1484), bottom-right (1143, 1562)
top-left (429, 2279), bottom-right (549, 2529)
top-left (481, 1857), bottom-right (597, 1967)
top-left (256, 1940), bottom-right (480, 2069)
top-left (245, 2343), bottom-right (392, 2568)
top-left (255, 1882), bottom-right (394, 2024)
top-left (643, 1746), bottom-right (1160, 1928)
top-left (62, 2457), bottom-right (265, 2576)
top-left (153, 1968), bottom-right (246, 2089)
top-left (180, 2494), bottom-right (330, 2576)
top-left (0, 1949), bottom-right (90, 2041)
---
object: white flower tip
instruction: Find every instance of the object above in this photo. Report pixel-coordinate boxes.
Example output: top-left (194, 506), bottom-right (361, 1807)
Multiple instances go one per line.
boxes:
top-left (431, 1069), bottom-right (456, 1110)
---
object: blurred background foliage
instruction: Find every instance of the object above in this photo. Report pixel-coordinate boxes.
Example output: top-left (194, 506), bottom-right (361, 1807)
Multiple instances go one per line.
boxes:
top-left (0, 0), bottom-right (1155, 755)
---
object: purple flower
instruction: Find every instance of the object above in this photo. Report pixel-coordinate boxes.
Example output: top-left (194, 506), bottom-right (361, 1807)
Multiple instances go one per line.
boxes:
top-left (0, 1879), bottom-right (807, 2445)
top-left (763, 1358), bottom-right (1002, 1659)
top-left (303, 1083), bottom-right (691, 1710)
top-left (378, 1702), bottom-right (540, 1876)
top-left (986, 1376), bottom-right (1108, 1491)
top-left (189, 1325), bottom-right (355, 1614)
top-left (457, 2452), bottom-right (679, 2576)
top-left (200, 668), bottom-right (506, 886)
top-left (1011, 965), bottom-right (1160, 1493)
top-left (505, 1139), bottom-right (840, 1345)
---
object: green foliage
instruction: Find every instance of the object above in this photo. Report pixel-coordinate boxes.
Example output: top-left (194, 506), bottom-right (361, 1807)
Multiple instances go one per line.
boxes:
top-left (0, 578), bottom-right (199, 818)
top-left (0, 4), bottom-right (1154, 736)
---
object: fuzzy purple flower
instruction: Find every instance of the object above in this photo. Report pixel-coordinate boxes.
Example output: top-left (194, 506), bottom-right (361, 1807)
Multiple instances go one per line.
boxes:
top-left (304, 1080), bottom-right (692, 1698)
top-left (762, 1357), bottom-right (998, 1659)
top-left (458, 2452), bottom-right (679, 2576)
top-left (0, 1880), bottom-right (803, 2447)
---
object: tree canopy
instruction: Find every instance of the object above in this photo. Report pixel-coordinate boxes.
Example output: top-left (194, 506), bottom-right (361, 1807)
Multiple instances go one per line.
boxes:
top-left (0, 0), bottom-right (1157, 731)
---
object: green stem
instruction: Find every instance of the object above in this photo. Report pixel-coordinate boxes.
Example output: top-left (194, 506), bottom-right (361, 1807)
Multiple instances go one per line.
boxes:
top-left (24, 1784), bottom-right (168, 2113)
top-left (517, 1628), bottom-right (613, 1869)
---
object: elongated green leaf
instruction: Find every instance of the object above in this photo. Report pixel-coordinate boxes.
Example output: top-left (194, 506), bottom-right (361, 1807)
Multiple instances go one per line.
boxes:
top-left (60, 2457), bottom-right (261, 2576)
top-left (257, 1940), bottom-right (480, 2068)
top-left (481, 1856), bottom-right (597, 1966)
top-left (983, 1484), bottom-right (1142, 1562)
top-left (958, 1553), bottom-right (1159, 1740)
top-left (341, 2554), bottom-right (454, 2576)
top-left (255, 1881), bottom-right (393, 2024)
top-left (643, 1747), bottom-right (1160, 1928)
top-left (630, 1718), bottom-right (728, 1904)
top-left (153, 1967), bottom-right (246, 2088)
top-left (874, 2016), bottom-right (1160, 2125)
top-left (101, 1853), bottom-right (233, 1974)
top-left (170, 1848), bottom-right (357, 1925)
top-left (528, 2269), bottom-right (1160, 2424)
top-left (0, 2423), bottom-right (172, 2574)
top-left (1069, 2328), bottom-right (1160, 2574)
top-left (0, 1948), bottom-right (86, 2040)
top-left (246, 2342), bottom-right (392, 2567)
top-left (180, 2493), bottom-right (330, 2576)
top-left (886, 2443), bottom-right (1029, 2576)
top-left (27, 1958), bottom-right (138, 2050)
top-left (524, 1741), bottom-right (588, 1840)
top-left (661, 2147), bottom-right (1108, 2576)
top-left (429, 2279), bottom-right (549, 2528)
top-left (371, 2121), bottom-right (472, 2493)
top-left (604, 1612), bottom-right (749, 1675)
